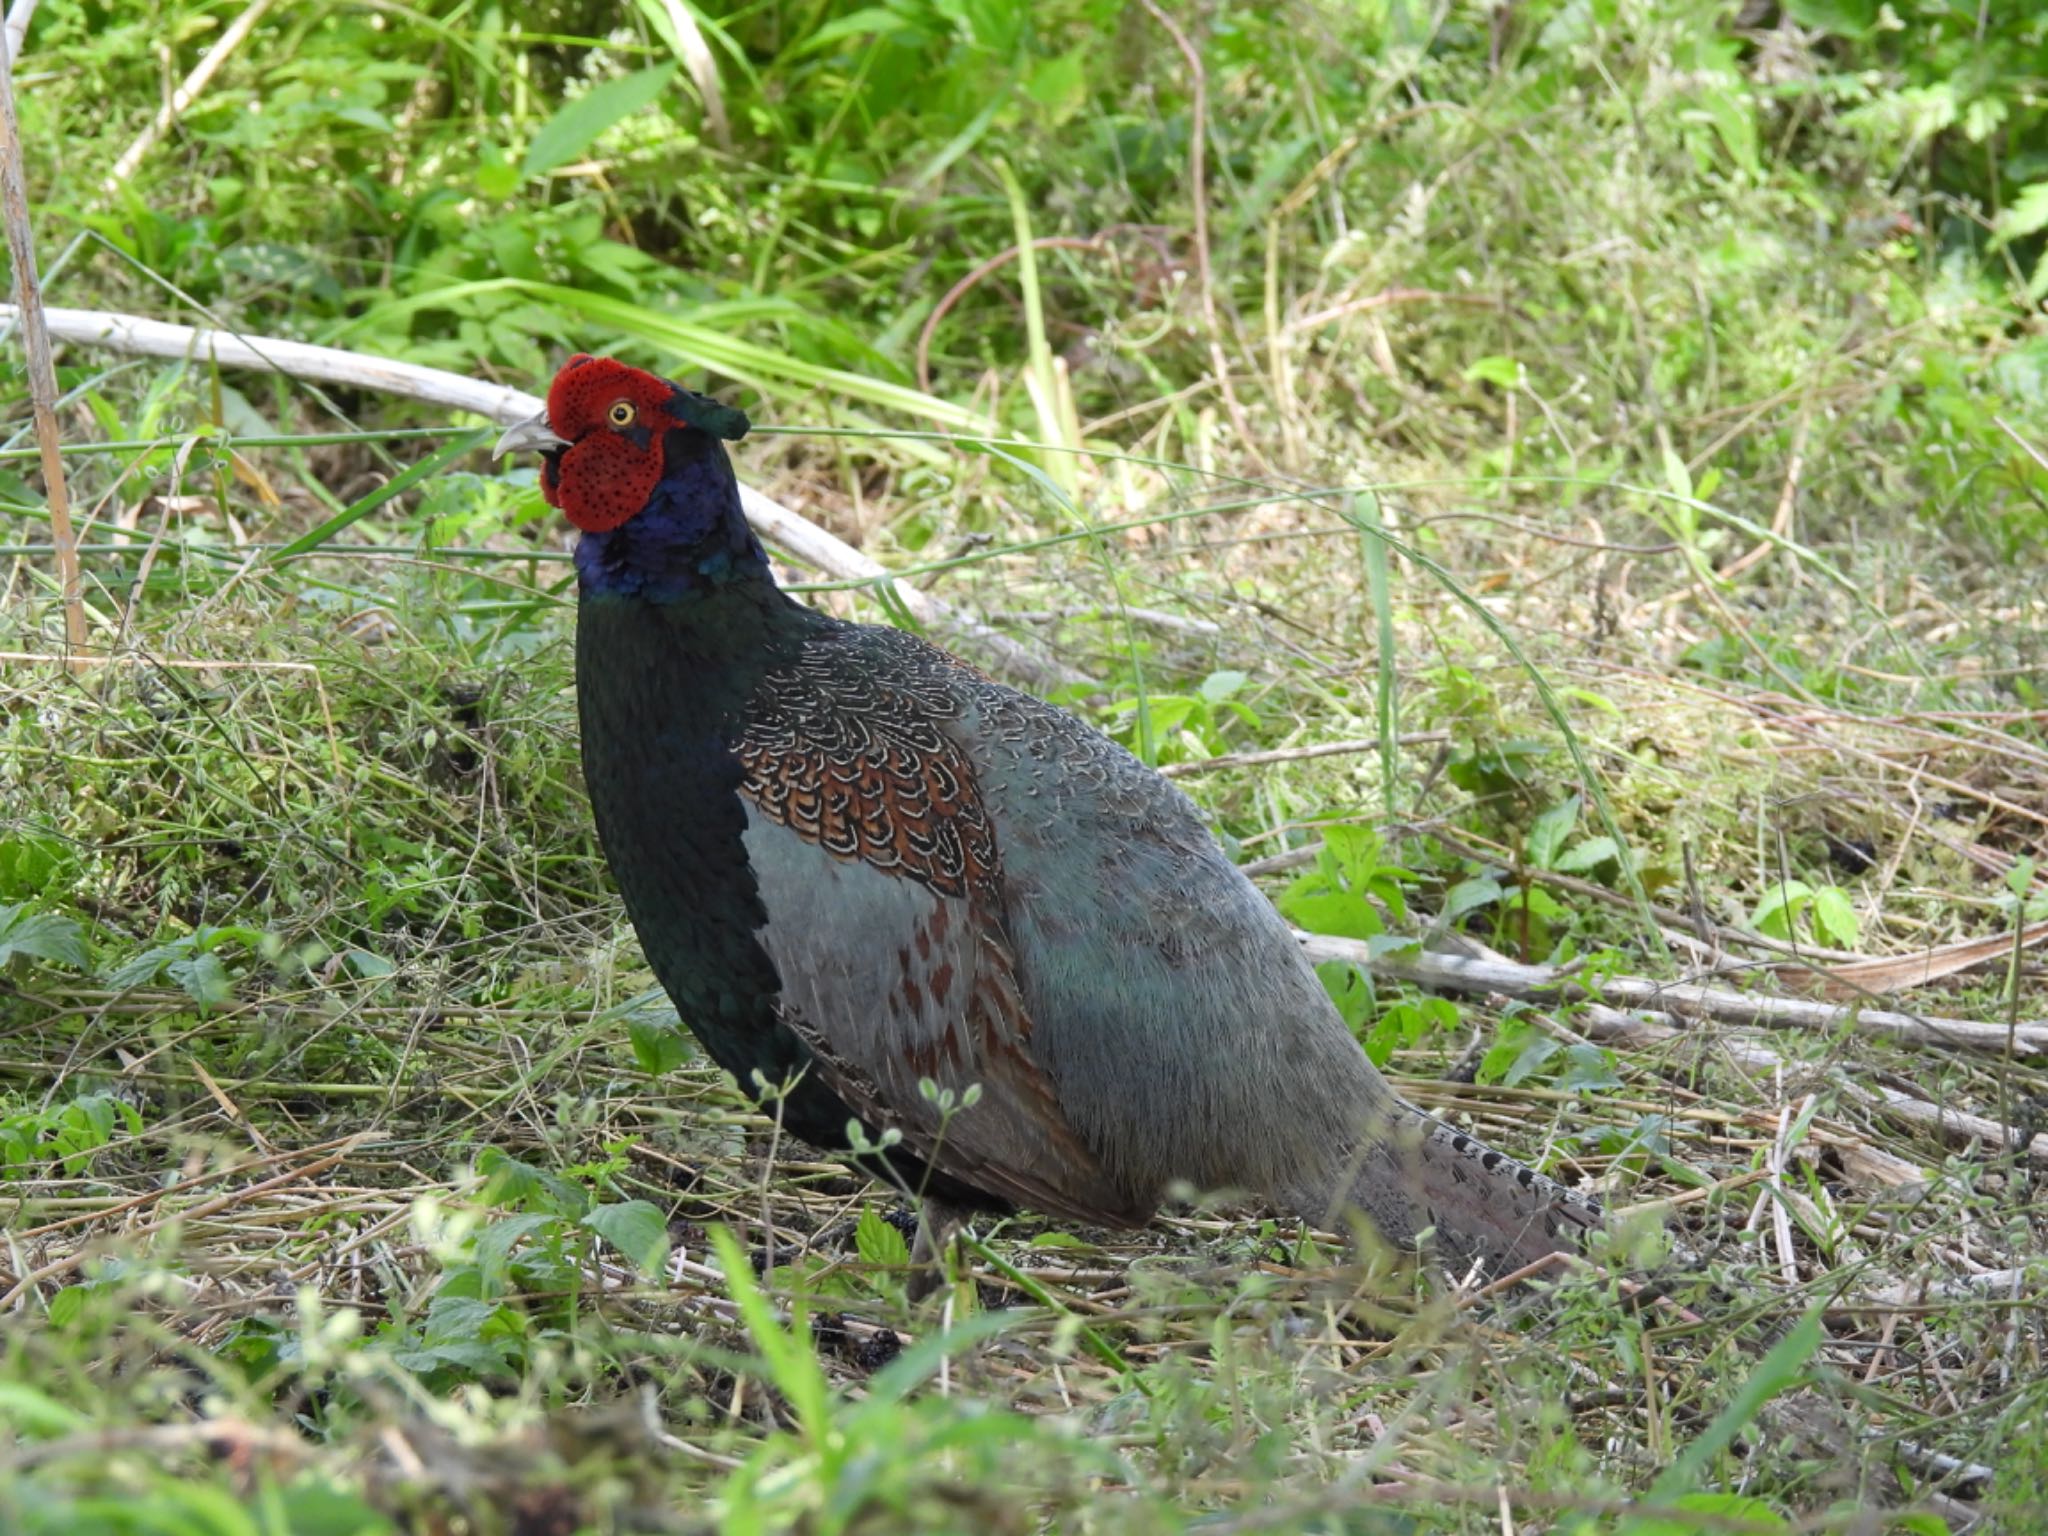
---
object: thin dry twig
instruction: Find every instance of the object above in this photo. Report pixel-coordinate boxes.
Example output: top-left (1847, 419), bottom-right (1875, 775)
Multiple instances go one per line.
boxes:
top-left (1137, 0), bottom-right (1260, 462)
top-left (0, 48), bottom-right (85, 655)
top-left (1719, 400), bottom-right (1810, 580)
top-left (0, 1137), bottom-right (377, 1309)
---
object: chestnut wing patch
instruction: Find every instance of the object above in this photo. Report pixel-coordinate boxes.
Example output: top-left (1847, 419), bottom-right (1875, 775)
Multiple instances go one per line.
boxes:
top-left (734, 634), bottom-right (996, 902)
top-left (731, 628), bottom-right (1144, 1226)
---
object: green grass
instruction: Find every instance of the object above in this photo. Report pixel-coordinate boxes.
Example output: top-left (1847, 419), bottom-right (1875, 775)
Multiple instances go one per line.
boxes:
top-left (4, 1), bottom-right (2048, 1531)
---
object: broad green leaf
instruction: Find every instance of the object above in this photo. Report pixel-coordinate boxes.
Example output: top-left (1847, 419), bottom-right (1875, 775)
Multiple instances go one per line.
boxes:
top-left (1526, 797), bottom-right (1581, 870)
top-left (1750, 879), bottom-right (1813, 940)
top-left (1992, 182), bottom-right (2048, 250)
top-left (1480, 1019), bottom-right (1554, 1087)
top-left (1811, 885), bottom-right (1861, 949)
top-left (1198, 670), bottom-right (1249, 704)
top-left (1559, 1043), bottom-right (1624, 1093)
top-left (0, 834), bottom-right (72, 899)
top-left (855, 1207), bottom-right (911, 1269)
top-left (523, 64), bottom-right (678, 178)
top-left (0, 902), bottom-right (88, 969)
top-left (629, 1013), bottom-right (691, 1076)
top-left (473, 1212), bottom-right (560, 1295)
top-left (170, 952), bottom-right (234, 1009)
top-left (1782, 0), bottom-right (1875, 36)
top-left (1556, 836), bottom-right (1620, 874)
top-left (799, 5), bottom-right (916, 53)
top-left (0, 1380), bottom-right (90, 1436)
top-left (104, 941), bottom-right (185, 990)
top-left (1699, 86), bottom-right (1759, 177)
top-left (583, 1199), bottom-right (671, 1277)
top-left (1278, 890), bottom-right (1382, 942)
top-left (1444, 876), bottom-right (1503, 920)
top-left (422, 1294), bottom-right (505, 1344)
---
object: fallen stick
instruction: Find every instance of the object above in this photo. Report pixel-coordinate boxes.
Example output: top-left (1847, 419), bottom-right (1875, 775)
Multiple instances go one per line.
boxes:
top-left (1295, 932), bottom-right (2048, 1055)
top-left (1296, 933), bottom-right (2048, 1166)
top-left (0, 304), bottom-right (1090, 692)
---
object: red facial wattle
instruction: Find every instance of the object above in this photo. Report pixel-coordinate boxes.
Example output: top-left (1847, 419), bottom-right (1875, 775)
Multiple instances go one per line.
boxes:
top-left (538, 354), bottom-right (679, 533)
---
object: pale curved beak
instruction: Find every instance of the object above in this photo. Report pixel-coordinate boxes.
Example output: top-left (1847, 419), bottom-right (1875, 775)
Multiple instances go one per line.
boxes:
top-left (493, 410), bottom-right (570, 459)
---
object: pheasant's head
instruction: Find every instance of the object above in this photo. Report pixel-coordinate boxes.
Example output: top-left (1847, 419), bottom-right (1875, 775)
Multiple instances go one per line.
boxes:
top-left (493, 354), bottom-right (749, 533)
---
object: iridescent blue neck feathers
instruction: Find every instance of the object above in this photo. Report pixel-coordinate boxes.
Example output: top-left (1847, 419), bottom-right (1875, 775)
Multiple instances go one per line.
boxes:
top-left (573, 429), bottom-right (768, 601)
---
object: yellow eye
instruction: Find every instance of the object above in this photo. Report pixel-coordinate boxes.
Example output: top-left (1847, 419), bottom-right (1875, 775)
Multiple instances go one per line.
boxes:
top-left (607, 400), bottom-right (637, 427)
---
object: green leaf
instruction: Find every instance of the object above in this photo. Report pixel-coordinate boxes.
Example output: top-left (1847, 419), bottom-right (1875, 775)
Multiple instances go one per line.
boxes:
top-left (1025, 46), bottom-right (1089, 119)
top-left (47, 1286), bottom-right (89, 1329)
top-left (1198, 670), bottom-right (1249, 704)
top-left (0, 1380), bottom-right (90, 1437)
top-left (1559, 1043), bottom-right (1624, 1093)
top-left (169, 952), bottom-right (234, 1009)
top-left (1444, 876), bottom-right (1503, 920)
top-left (710, 1225), bottom-right (834, 1454)
top-left (473, 1212), bottom-right (560, 1295)
top-left (476, 1148), bottom-right (586, 1216)
top-left (1277, 890), bottom-right (1382, 942)
top-left (0, 902), bottom-right (88, 969)
top-left (1619, 1491), bottom-right (1789, 1536)
top-left (104, 940), bottom-right (186, 990)
top-left (1555, 836), bottom-right (1620, 874)
top-left (1479, 1018), bottom-right (1552, 1086)
top-left (1463, 354), bottom-right (1520, 388)
top-left (1782, 0), bottom-right (1875, 36)
top-left (1811, 885), bottom-right (1861, 948)
top-left (855, 1207), bottom-right (911, 1269)
top-left (799, 5), bottom-right (915, 52)
top-left (582, 1199), bottom-right (671, 1277)
top-left (1661, 446), bottom-right (1695, 502)
top-left (1992, 182), bottom-right (2048, 250)
top-left (1525, 797), bottom-right (1581, 870)
top-left (0, 833), bottom-right (73, 900)
top-left (422, 1294), bottom-right (506, 1345)
top-left (475, 143), bottom-right (521, 201)
top-left (1750, 879), bottom-right (1813, 940)
top-left (628, 1012), bottom-right (691, 1076)
top-left (1699, 86), bottom-right (1759, 177)
top-left (523, 64), bottom-right (678, 179)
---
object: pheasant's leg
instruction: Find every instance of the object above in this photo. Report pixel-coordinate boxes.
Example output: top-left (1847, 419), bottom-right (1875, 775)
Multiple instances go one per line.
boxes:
top-left (905, 1196), bottom-right (973, 1301)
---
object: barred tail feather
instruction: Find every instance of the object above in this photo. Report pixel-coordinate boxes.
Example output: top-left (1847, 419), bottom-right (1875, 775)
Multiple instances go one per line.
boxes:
top-left (1296, 1106), bottom-right (1603, 1281)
